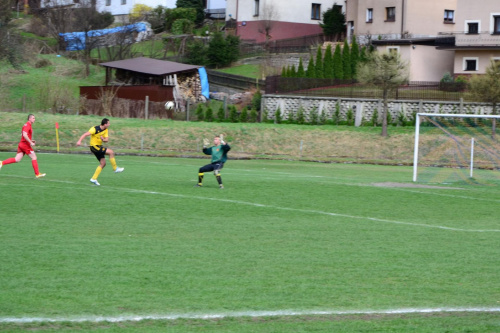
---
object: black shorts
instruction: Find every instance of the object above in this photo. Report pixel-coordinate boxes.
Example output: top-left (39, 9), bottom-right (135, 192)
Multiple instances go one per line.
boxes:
top-left (199, 162), bottom-right (224, 173)
top-left (90, 146), bottom-right (107, 161)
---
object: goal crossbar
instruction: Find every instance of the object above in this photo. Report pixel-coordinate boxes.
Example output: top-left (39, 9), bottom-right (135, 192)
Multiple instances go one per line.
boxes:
top-left (413, 113), bottom-right (500, 182)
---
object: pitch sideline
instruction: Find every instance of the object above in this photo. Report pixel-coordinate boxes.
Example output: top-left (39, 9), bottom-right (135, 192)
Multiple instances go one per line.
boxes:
top-left (1, 307), bottom-right (500, 324)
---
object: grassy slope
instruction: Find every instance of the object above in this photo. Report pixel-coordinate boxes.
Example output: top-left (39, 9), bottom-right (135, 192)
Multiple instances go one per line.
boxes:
top-left (0, 111), bottom-right (418, 165)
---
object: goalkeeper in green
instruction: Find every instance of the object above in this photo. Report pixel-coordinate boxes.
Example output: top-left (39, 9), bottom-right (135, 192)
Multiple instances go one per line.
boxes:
top-left (196, 134), bottom-right (231, 189)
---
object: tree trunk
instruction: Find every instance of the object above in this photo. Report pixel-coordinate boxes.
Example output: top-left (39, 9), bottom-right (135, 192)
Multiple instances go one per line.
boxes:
top-left (381, 89), bottom-right (388, 137)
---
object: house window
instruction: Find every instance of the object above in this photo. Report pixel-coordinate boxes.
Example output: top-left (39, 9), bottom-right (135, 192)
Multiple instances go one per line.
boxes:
top-left (467, 22), bottom-right (479, 34)
top-left (386, 7), bottom-right (395, 22)
top-left (366, 8), bottom-right (373, 23)
top-left (463, 58), bottom-right (478, 71)
top-left (105, 0), bottom-right (110, 5)
top-left (254, 0), bottom-right (259, 16)
top-left (494, 15), bottom-right (500, 34)
top-left (387, 46), bottom-right (399, 55)
top-left (311, 4), bottom-right (321, 20)
top-left (444, 10), bottom-right (454, 23)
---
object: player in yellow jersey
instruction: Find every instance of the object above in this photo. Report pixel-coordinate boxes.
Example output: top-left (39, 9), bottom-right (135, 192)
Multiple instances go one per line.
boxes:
top-left (76, 118), bottom-right (124, 186)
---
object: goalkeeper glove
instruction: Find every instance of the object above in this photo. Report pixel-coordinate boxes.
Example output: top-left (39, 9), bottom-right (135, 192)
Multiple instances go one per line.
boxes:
top-left (220, 134), bottom-right (225, 145)
top-left (203, 138), bottom-right (210, 148)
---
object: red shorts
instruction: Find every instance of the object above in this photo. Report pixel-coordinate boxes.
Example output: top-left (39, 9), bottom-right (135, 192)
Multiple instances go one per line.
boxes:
top-left (17, 142), bottom-right (34, 155)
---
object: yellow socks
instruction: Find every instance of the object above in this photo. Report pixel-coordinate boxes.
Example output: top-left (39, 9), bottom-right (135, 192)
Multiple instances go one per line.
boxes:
top-left (110, 158), bottom-right (118, 171)
top-left (92, 166), bottom-right (102, 180)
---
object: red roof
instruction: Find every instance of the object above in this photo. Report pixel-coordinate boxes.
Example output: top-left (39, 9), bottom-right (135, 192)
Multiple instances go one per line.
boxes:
top-left (100, 57), bottom-right (201, 76)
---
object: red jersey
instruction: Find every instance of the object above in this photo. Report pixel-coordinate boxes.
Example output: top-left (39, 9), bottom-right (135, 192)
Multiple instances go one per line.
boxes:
top-left (20, 121), bottom-right (32, 144)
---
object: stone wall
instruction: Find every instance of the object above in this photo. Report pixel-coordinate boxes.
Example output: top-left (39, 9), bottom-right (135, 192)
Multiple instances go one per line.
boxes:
top-left (262, 95), bottom-right (495, 125)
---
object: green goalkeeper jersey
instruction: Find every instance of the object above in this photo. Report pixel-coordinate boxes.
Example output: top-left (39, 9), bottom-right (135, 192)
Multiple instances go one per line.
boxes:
top-left (203, 143), bottom-right (231, 163)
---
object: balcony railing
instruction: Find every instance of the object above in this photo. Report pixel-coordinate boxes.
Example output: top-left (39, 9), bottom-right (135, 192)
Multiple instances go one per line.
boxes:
top-left (438, 31), bottom-right (500, 47)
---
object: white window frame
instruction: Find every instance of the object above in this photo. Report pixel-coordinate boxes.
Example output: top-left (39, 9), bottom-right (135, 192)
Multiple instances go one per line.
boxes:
top-left (444, 9), bottom-right (454, 23)
top-left (366, 8), bottom-right (373, 23)
top-left (491, 13), bottom-right (500, 34)
top-left (387, 46), bottom-right (400, 54)
top-left (493, 57), bottom-right (500, 65)
top-left (105, 0), bottom-right (110, 6)
top-left (463, 57), bottom-right (479, 71)
top-left (465, 20), bottom-right (480, 34)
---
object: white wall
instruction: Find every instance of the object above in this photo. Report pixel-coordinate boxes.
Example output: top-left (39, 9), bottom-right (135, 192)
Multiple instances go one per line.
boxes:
top-left (226, 0), bottom-right (344, 24)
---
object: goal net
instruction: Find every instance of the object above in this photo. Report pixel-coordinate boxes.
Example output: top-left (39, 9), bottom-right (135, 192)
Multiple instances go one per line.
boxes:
top-left (413, 113), bottom-right (500, 184)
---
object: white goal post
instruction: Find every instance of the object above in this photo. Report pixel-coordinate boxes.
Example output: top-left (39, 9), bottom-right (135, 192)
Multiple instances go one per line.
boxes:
top-left (413, 113), bottom-right (500, 182)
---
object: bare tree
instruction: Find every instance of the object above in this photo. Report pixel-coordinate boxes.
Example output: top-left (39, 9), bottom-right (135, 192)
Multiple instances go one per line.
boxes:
top-left (257, 3), bottom-right (279, 44)
top-left (357, 52), bottom-right (409, 137)
top-left (467, 60), bottom-right (500, 139)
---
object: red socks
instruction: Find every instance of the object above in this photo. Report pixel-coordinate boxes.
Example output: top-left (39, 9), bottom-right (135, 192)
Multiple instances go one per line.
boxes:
top-left (2, 158), bottom-right (16, 165)
top-left (32, 160), bottom-right (40, 175)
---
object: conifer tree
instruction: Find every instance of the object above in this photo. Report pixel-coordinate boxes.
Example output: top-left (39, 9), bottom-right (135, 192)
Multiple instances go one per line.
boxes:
top-left (297, 57), bottom-right (306, 77)
top-left (290, 64), bottom-right (297, 77)
top-left (333, 43), bottom-right (343, 80)
top-left (281, 65), bottom-right (287, 77)
top-left (350, 36), bottom-right (360, 79)
top-left (360, 45), bottom-right (367, 62)
top-left (315, 47), bottom-right (323, 78)
top-left (306, 57), bottom-right (315, 78)
top-left (342, 40), bottom-right (352, 80)
top-left (323, 44), bottom-right (334, 79)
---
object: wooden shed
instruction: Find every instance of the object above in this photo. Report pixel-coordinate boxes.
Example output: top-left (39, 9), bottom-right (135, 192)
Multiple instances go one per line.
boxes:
top-left (80, 57), bottom-right (205, 119)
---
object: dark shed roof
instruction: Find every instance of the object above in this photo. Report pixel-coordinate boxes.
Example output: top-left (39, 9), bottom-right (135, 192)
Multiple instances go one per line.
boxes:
top-left (100, 57), bottom-right (201, 76)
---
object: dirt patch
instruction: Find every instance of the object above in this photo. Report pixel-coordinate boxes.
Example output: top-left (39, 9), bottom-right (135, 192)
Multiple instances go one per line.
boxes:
top-left (372, 182), bottom-right (463, 190)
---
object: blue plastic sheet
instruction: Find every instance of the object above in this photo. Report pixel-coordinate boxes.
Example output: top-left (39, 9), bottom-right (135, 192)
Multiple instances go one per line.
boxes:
top-left (59, 22), bottom-right (148, 51)
top-left (198, 67), bottom-right (210, 99)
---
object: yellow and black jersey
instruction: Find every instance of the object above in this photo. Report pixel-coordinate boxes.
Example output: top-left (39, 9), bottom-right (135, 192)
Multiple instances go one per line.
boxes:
top-left (88, 125), bottom-right (108, 149)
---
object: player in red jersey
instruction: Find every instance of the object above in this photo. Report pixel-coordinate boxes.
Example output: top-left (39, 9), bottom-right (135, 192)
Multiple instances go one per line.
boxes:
top-left (0, 114), bottom-right (46, 178)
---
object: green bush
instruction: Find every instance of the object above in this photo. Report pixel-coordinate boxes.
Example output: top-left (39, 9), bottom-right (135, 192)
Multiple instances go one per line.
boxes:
top-left (296, 107), bottom-right (305, 125)
top-left (275, 108), bottom-right (282, 124)
top-left (249, 108), bottom-right (258, 122)
top-left (239, 107), bottom-right (248, 123)
top-left (205, 107), bottom-right (213, 122)
top-left (310, 108), bottom-right (318, 125)
top-left (251, 90), bottom-right (262, 111)
top-left (171, 18), bottom-right (194, 35)
top-left (319, 109), bottom-right (328, 125)
top-left (229, 105), bottom-right (238, 123)
top-left (371, 108), bottom-right (379, 126)
top-left (346, 107), bottom-right (354, 126)
top-left (262, 110), bottom-right (269, 122)
top-left (333, 102), bottom-right (340, 125)
top-left (216, 105), bottom-right (225, 122)
top-left (195, 104), bottom-right (204, 121)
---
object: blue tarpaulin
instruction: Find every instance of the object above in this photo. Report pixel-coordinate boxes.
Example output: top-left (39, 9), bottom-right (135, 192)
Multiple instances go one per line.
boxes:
top-left (198, 67), bottom-right (210, 99)
top-left (59, 22), bottom-right (148, 51)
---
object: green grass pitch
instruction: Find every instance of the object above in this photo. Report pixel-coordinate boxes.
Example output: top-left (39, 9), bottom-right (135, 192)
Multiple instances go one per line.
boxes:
top-left (0, 153), bottom-right (499, 332)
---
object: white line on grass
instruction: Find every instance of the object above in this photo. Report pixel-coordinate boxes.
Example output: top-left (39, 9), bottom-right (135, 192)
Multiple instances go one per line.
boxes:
top-left (113, 186), bottom-right (500, 233)
top-left (3, 178), bottom-right (499, 232)
top-left (1, 307), bottom-right (499, 324)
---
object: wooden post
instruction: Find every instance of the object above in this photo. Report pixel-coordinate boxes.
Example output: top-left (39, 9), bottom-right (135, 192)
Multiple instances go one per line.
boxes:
top-left (145, 96), bottom-right (149, 120)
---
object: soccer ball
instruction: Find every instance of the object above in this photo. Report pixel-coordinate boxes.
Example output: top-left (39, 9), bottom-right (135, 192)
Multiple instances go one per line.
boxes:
top-left (165, 101), bottom-right (175, 110)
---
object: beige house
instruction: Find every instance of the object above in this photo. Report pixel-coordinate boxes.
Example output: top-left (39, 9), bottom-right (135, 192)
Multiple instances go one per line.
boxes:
top-left (345, 0), bottom-right (457, 43)
top-left (346, 0), bottom-right (500, 81)
top-left (225, 0), bottom-right (343, 43)
top-left (438, 0), bottom-right (500, 78)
